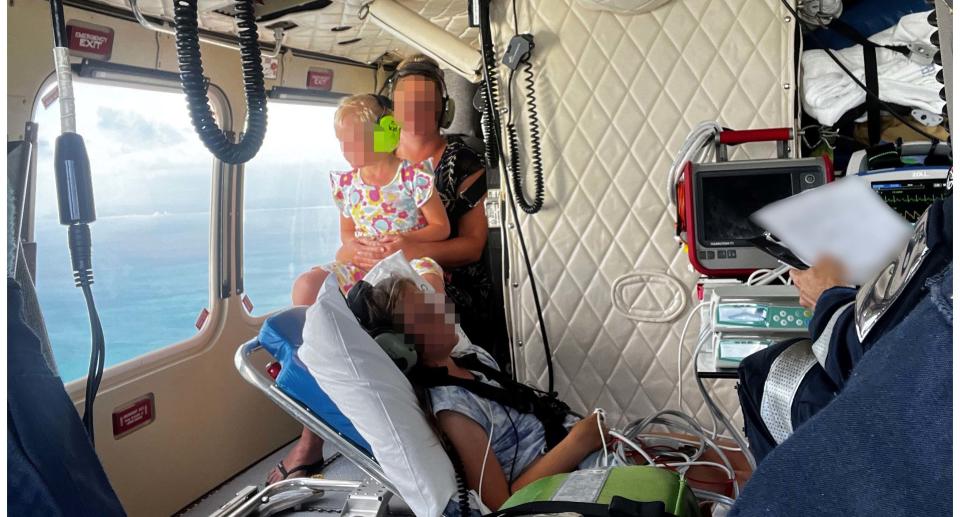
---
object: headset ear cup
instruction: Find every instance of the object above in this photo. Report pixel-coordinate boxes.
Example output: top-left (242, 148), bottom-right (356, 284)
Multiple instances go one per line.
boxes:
top-left (441, 97), bottom-right (455, 129)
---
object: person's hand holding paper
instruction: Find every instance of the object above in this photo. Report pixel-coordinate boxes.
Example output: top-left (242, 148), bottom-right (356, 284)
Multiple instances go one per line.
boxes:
top-left (751, 178), bottom-right (913, 287)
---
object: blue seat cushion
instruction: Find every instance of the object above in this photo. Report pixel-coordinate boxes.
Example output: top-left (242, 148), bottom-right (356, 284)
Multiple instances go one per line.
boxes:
top-left (259, 307), bottom-right (372, 455)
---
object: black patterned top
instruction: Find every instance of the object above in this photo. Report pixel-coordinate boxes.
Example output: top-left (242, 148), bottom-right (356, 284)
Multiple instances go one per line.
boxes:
top-left (433, 135), bottom-right (499, 349)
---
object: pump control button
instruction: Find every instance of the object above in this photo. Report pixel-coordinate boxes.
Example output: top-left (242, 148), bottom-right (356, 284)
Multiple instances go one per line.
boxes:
top-left (803, 173), bottom-right (817, 185)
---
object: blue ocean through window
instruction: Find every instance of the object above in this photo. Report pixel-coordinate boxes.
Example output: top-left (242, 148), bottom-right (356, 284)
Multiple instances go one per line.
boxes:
top-left (33, 82), bottom-right (344, 382)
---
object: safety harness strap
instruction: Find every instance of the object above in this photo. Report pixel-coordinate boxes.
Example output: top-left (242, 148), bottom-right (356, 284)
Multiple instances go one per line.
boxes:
top-left (828, 18), bottom-right (911, 58)
top-left (486, 498), bottom-right (675, 517)
top-left (413, 354), bottom-right (571, 449)
top-left (863, 44), bottom-right (882, 145)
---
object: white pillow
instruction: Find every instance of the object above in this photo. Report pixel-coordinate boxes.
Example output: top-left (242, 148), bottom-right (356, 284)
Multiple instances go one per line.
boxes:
top-left (298, 273), bottom-right (457, 517)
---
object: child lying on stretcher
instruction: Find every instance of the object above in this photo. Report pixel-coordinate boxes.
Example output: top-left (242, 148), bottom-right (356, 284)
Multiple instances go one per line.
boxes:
top-left (346, 274), bottom-right (609, 510)
top-left (292, 94), bottom-right (450, 305)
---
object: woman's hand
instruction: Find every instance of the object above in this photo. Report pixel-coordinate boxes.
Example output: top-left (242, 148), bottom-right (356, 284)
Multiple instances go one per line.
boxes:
top-left (568, 412), bottom-right (609, 455)
top-left (789, 256), bottom-right (847, 310)
top-left (378, 234), bottom-right (421, 260)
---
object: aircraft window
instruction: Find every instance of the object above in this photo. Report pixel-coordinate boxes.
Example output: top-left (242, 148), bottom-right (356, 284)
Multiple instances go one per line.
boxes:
top-left (32, 81), bottom-right (215, 382)
top-left (242, 101), bottom-right (347, 315)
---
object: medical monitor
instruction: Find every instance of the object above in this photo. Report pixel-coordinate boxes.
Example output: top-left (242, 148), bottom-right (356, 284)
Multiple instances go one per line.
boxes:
top-left (682, 157), bottom-right (833, 277)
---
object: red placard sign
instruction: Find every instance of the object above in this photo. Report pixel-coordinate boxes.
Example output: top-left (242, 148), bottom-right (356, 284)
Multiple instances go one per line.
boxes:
top-left (306, 68), bottom-right (334, 91)
top-left (67, 22), bottom-right (114, 61)
top-left (112, 394), bottom-right (155, 439)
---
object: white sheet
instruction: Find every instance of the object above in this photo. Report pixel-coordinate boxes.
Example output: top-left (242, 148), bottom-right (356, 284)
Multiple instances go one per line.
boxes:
top-left (751, 179), bottom-right (913, 285)
top-left (299, 274), bottom-right (457, 517)
top-left (801, 11), bottom-right (943, 126)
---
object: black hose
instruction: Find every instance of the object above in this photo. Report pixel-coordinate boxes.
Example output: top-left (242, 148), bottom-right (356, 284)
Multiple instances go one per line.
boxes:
top-left (173, 0), bottom-right (267, 164)
top-left (477, 0), bottom-right (554, 396)
top-left (48, 0), bottom-right (68, 47)
top-left (506, 62), bottom-right (544, 214)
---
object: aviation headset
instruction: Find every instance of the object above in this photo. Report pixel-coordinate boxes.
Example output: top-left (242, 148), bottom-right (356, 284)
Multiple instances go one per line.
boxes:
top-left (391, 60), bottom-right (456, 129)
top-left (346, 280), bottom-right (418, 374)
top-left (371, 94), bottom-right (401, 153)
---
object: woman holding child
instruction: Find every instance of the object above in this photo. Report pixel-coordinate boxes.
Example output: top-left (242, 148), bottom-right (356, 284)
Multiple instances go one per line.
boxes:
top-left (268, 55), bottom-right (500, 484)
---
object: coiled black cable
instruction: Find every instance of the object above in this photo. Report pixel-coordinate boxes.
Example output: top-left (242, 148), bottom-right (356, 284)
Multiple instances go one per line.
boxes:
top-left (450, 451), bottom-right (472, 517)
top-left (173, 0), bottom-right (267, 164)
top-left (506, 62), bottom-right (544, 214)
top-left (477, 0), bottom-right (555, 396)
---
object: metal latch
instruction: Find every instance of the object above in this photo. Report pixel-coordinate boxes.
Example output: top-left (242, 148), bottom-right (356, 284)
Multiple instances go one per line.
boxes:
top-left (484, 188), bottom-right (503, 229)
top-left (908, 42), bottom-right (937, 66)
top-left (911, 108), bottom-right (943, 127)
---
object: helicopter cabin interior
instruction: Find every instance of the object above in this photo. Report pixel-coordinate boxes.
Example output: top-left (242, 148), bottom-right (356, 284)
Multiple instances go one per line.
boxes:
top-left (5, 0), bottom-right (954, 516)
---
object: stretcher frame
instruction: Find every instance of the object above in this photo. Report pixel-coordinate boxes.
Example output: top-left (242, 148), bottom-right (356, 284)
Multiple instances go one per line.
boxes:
top-left (233, 339), bottom-right (403, 515)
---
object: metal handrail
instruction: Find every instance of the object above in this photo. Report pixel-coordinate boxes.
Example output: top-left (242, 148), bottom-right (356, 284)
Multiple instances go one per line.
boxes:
top-left (234, 339), bottom-right (400, 496)
top-left (127, 0), bottom-right (285, 57)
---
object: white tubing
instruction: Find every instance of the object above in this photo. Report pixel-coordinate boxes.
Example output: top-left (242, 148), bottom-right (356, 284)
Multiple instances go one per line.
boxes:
top-left (365, 0), bottom-right (482, 82)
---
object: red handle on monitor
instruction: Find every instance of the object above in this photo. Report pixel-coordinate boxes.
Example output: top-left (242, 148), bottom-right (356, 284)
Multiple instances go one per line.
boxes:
top-left (718, 128), bottom-right (792, 145)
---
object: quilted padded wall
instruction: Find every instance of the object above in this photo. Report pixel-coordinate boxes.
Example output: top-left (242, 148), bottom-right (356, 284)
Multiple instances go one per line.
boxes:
top-left (493, 0), bottom-right (796, 428)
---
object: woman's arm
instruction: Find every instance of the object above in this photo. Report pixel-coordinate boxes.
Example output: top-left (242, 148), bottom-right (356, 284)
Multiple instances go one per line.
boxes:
top-left (375, 170), bottom-right (488, 267)
top-left (438, 410), bottom-right (513, 510)
top-left (334, 215), bottom-right (358, 263)
top-left (401, 189), bottom-right (450, 243)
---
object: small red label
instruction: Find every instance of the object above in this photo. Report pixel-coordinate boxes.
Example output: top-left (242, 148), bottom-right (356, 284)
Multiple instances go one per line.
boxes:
top-left (67, 22), bottom-right (114, 61)
top-left (306, 68), bottom-right (334, 91)
top-left (41, 87), bottom-right (59, 109)
top-left (112, 394), bottom-right (155, 439)
top-left (195, 307), bottom-right (209, 330)
top-left (242, 294), bottom-right (254, 313)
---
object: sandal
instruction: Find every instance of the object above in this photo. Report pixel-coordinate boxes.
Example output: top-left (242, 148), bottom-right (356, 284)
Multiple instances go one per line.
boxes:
top-left (270, 453), bottom-right (343, 483)
top-left (273, 458), bottom-right (326, 481)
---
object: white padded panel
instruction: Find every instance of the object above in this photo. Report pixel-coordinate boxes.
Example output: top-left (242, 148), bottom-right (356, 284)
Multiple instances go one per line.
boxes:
top-left (94, 0), bottom-right (477, 64)
top-left (493, 0), bottom-right (796, 429)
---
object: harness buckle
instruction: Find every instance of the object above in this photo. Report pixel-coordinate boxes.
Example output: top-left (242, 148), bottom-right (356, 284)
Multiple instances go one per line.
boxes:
top-left (908, 42), bottom-right (936, 66)
top-left (484, 188), bottom-right (502, 229)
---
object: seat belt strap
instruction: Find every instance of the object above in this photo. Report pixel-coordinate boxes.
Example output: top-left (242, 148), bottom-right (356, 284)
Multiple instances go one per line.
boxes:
top-left (863, 44), bottom-right (882, 145)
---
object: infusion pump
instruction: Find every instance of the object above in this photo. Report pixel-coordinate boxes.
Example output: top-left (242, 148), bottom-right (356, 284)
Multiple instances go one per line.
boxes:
top-left (699, 284), bottom-right (811, 369)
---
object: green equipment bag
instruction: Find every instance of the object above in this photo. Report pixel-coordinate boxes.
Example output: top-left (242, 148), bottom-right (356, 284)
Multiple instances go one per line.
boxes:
top-left (487, 466), bottom-right (699, 517)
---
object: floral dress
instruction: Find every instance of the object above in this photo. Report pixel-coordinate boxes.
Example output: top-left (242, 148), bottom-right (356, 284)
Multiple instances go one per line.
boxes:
top-left (319, 160), bottom-right (443, 294)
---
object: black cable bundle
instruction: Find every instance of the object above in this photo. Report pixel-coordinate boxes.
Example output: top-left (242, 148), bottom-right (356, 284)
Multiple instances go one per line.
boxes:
top-left (505, 62), bottom-right (544, 214)
top-left (477, 0), bottom-right (554, 395)
top-left (173, 0), bottom-right (267, 164)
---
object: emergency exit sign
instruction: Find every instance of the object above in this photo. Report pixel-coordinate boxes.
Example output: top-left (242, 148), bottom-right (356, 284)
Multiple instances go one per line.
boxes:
top-left (306, 67), bottom-right (334, 91)
top-left (67, 21), bottom-right (114, 61)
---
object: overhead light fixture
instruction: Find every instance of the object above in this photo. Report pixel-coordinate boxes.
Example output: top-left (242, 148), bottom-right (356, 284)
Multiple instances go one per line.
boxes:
top-left (73, 59), bottom-right (183, 89)
top-left (362, 0), bottom-right (482, 83)
top-left (267, 86), bottom-right (348, 104)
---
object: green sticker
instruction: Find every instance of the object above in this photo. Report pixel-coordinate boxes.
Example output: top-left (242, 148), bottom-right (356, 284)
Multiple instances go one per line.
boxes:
top-left (373, 114), bottom-right (401, 153)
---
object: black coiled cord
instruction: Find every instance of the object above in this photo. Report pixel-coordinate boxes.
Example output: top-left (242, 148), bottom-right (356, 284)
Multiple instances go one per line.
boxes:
top-left (506, 62), bottom-right (544, 214)
top-left (480, 54), bottom-right (501, 169)
top-left (450, 451), bottom-right (472, 516)
top-left (173, 0), bottom-right (267, 164)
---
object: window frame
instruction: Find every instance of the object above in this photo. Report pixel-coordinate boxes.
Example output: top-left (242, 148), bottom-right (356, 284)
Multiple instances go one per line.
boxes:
top-left (236, 94), bottom-right (345, 326)
top-left (28, 68), bottom-right (233, 393)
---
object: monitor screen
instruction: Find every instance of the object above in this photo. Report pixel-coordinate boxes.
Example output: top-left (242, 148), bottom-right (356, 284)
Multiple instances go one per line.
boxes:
top-left (871, 179), bottom-right (948, 223)
top-left (699, 173), bottom-right (794, 245)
